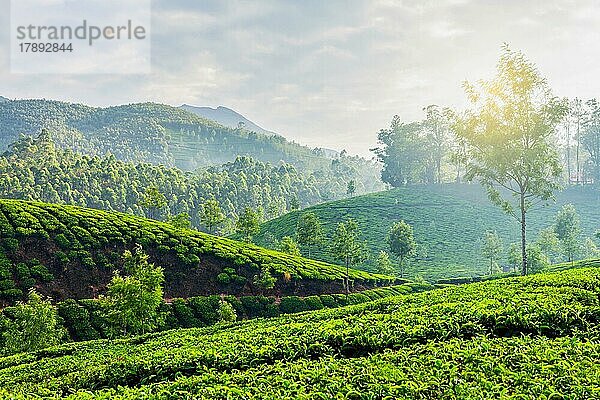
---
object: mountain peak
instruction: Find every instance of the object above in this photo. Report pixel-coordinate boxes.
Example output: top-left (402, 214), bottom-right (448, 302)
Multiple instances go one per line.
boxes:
top-left (179, 104), bottom-right (276, 136)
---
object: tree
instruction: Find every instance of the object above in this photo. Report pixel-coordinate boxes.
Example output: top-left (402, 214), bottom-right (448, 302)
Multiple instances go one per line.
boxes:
top-left (387, 220), bottom-right (416, 278)
top-left (372, 117), bottom-right (427, 186)
top-left (331, 219), bottom-right (366, 295)
top-left (375, 250), bottom-right (395, 275)
top-left (526, 243), bottom-right (550, 273)
top-left (296, 212), bottom-right (324, 258)
top-left (507, 243), bottom-right (521, 273)
top-left (200, 199), bottom-right (226, 235)
top-left (481, 231), bottom-right (503, 275)
top-left (554, 204), bottom-right (581, 262)
top-left (140, 186), bottom-right (167, 220)
top-left (102, 246), bottom-right (165, 338)
top-left (536, 227), bottom-right (560, 263)
top-left (454, 45), bottom-right (567, 275)
top-left (582, 99), bottom-right (600, 185)
top-left (289, 195), bottom-right (300, 211)
top-left (423, 105), bottom-right (451, 183)
top-left (253, 265), bottom-right (277, 290)
top-left (278, 236), bottom-right (301, 256)
top-left (1, 289), bottom-right (64, 354)
top-left (583, 237), bottom-right (600, 259)
top-left (347, 180), bottom-right (356, 197)
top-left (236, 207), bottom-right (260, 243)
top-left (167, 212), bottom-right (191, 230)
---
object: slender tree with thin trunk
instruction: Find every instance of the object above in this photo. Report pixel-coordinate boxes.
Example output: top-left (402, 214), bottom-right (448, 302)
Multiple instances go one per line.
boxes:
top-left (454, 45), bottom-right (567, 275)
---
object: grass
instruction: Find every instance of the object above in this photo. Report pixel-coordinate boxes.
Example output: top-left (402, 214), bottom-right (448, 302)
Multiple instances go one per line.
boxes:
top-left (252, 184), bottom-right (600, 281)
top-left (1, 266), bottom-right (600, 398)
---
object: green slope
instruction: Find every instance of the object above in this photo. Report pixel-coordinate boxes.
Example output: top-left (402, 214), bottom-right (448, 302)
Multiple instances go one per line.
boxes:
top-left (253, 184), bottom-right (600, 281)
top-left (0, 199), bottom-right (392, 305)
top-left (1, 266), bottom-right (600, 398)
top-left (0, 99), bottom-right (384, 193)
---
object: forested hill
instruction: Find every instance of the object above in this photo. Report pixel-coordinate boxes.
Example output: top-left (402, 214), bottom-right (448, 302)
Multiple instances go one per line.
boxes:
top-left (253, 184), bottom-right (600, 281)
top-left (0, 99), bottom-right (384, 193)
top-left (0, 199), bottom-right (392, 306)
top-left (0, 133), bottom-right (363, 228)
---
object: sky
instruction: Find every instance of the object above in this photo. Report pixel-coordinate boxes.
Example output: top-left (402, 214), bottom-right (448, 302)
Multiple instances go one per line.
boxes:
top-left (1, 0), bottom-right (600, 156)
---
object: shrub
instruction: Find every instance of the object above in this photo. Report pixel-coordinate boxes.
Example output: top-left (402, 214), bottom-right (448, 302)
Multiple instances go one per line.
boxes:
top-left (303, 296), bottom-right (324, 310)
top-left (189, 296), bottom-right (220, 325)
top-left (319, 294), bottom-right (338, 308)
top-left (171, 298), bottom-right (199, 328)
top-left (57, 299), bottom-right (101, 342)
top-left (217, 300), bottom-right (237, 322)
top-left (279, 296), bottom-right (308, 314)
top-left (217, 273), bottom-right (231, 285)
top-left (1, 238), bottom-right (19, 253)
top-left (1, 290), bottom-right (65, 355)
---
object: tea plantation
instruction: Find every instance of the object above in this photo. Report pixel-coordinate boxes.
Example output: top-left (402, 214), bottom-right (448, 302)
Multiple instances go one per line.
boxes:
top-left (0, 199), bottom-right (393, 305)
top-left (253, 184), bottom-right (600, 280)
top-left (1, 264), bottom-right (600, 398)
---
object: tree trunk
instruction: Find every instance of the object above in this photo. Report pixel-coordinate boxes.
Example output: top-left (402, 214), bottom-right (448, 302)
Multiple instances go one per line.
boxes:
top-left (520, 193), bottom-right (527, 276)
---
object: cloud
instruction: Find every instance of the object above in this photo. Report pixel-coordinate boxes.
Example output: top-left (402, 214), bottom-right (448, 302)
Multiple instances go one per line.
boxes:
top-left (1, 0), bottom-right (600, 156)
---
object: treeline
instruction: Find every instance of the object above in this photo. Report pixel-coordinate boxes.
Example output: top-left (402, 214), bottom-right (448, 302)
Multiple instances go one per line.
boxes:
top-left (0, 132), bottom-right (366, 232)
top-left (0, 99), bottom-right (384, 192)
top-left (373, 100), bottom-right (600, 187)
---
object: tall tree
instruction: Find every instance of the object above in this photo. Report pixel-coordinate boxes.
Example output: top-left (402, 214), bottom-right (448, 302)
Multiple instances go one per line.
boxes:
top-left (582, 99), bottom-right (600, 185)
top-left (423, 105), bottom-right (451, 183)
top-left (140, 186), bottom-right (167, 220)
top-left (387, 220), bottom-right (416, 278)
top-left (372, 117), bottom-right (426, 187)
top-left (454, 45), bottom-right (567, 275)
top-left (331, 219), bottom-right (366, 295)
top-left (235, 207), bottom-right (260, 243)
top-left (278, 236), bottom-right (301, 256)
top-left (554, 204), bottom-right (581, 263)
top-left (200, 199), bottom-right (226, 235)
top-left (481, 230), bottom-right (503, 275)
top-left (571, 98), bottom-right (585, 184)
top-left (375, 250), bottom-right (395, 276)
top-left (347, 180), bottom-right (356, 197)
top-left (296, 212), bottom-right (324, 258)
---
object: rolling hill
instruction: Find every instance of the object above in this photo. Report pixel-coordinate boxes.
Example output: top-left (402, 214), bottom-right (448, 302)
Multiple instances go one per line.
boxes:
top-left (0, 199), bottom-right (393, 306)
top-left (0, 99), bottom-right (384, 193)
top-left (252, 184), bottom-right (600, 281)
top-left (2, 264), bottom-right (600, 398)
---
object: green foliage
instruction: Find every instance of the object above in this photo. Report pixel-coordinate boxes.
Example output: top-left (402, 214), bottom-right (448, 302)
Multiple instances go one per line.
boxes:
top-left (375, 250), bottom-right (395, 276)
top-left (235, 207), bottom-right (260, 243)
top-left (167, 213), bottom-right (191, 230)
top-left (253, 265), bottom-right (277, 290)
top-left (481, 230), bottom-right (503, 275)
top-left (102, 246), bottom-right (165, 337)
top-left (2, 267), bottom-right (600, 397)
top-left (200, 199), bottom-right (225, 235)
top-left (295, 212), bottom-right (324, 258)
top-left (278, 236), bottom-right (300, 256)
top-left (254, 184), bottom-right (600, 281)
top-left (0, 199), bottom-right (392, 304)
top-left (454, 45), bottom-right (568, 275)
top-left (387, 220), bottom-right (416, 277)
top-left (0, 290), bottom-right (63, 355)
top-left (140, 186), bottom-right (167, 220)
top-left (554, 204), bottom-right (581, 262)
top-left (217, 300), bottom-right (237, 323)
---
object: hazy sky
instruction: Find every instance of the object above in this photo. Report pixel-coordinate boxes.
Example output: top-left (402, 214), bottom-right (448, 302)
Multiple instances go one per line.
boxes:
top-left (1, 0), bottom-right (600, 156)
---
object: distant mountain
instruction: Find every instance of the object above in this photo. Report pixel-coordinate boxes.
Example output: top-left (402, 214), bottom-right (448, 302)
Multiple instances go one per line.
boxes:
top-left (0, 98), bottom-right (385, 192)
top-left (0, 96), bottom-right (8, 103)
top-left (180, 104), bottom-right (277, 136)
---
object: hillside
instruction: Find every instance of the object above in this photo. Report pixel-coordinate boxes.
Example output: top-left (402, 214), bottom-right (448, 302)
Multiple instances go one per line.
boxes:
top-left (2, 265), bottom-right (600, 397)
top-left (180, 104), bottom-right (277, 136)
top-left (0, 99), bottom-right (384, 193)
top-left (0, 133), bottom-right (362, 228)
top-left (253, 184), bottom-right (600, 280)
top-left (0, 199), bottom-right (392, 306)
